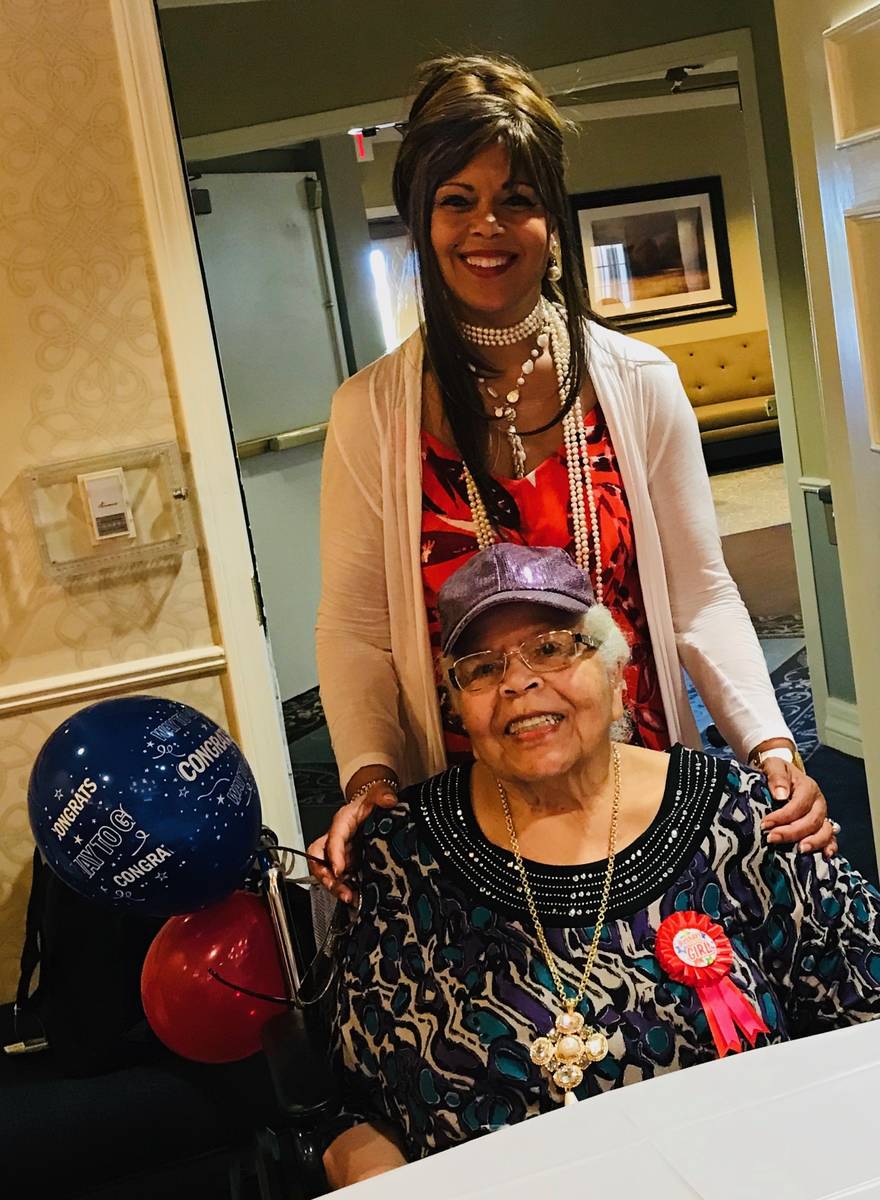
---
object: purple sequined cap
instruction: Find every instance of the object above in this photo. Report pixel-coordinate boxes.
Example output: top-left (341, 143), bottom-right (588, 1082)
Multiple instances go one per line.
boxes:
top-left (439, 544), bottom-right (595, 655)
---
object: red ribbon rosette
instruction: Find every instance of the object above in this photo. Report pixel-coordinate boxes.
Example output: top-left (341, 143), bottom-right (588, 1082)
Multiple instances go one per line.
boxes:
top-left (656, 911), bottom-right (768, 1058)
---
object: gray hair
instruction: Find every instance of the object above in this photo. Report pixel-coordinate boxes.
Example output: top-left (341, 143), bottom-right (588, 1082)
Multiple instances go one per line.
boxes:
top-left (579, 606), bottom-right (633, 743)
top-left (579, 604), bottom-right (630, 675)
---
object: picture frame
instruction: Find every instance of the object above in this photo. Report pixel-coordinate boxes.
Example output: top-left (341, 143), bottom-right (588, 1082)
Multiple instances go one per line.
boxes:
top-left (569, 176), bottom-right (736, 330)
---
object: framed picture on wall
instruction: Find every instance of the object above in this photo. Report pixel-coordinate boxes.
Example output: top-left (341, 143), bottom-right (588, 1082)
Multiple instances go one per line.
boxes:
top-left (569, 176), bottom-right (736, 330)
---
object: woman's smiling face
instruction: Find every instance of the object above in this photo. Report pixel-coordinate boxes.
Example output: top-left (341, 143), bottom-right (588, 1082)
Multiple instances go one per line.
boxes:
top-left (451, 602), bottom-right (624, 786)
top-left (429, 141), bottom-right (550, 327)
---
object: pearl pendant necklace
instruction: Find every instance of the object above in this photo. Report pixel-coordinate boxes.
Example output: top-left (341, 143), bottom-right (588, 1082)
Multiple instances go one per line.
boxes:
top-left (469, 325), bottom-right (550, 480)
top-left (497, 744), bottom-right (621, 1105)
top-left (530, 1008), bottom-right (610, 1106)
top-left (462, 299), bottom-right (605, 606)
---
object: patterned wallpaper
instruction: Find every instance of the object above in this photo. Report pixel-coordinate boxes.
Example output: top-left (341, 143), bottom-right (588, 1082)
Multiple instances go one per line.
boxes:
top-left (0, 0), bottom-right (232, 1000)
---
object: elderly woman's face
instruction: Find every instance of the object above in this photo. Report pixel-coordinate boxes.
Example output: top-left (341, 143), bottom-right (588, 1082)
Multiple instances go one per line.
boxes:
top-left (452, 602), bottom-right (624, 783)
top-left (430, 142), bottom-right (550, 326)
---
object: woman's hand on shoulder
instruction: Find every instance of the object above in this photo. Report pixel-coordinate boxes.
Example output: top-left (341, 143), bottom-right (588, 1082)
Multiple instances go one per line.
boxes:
top-left (757, 755), bottom-right (837, 859)
top-left (308, 766), bottom-right (400, 904)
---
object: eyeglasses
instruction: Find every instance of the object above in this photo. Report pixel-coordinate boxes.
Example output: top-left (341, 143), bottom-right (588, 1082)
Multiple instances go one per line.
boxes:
top-left (449, 630), bottom-right (598, 693)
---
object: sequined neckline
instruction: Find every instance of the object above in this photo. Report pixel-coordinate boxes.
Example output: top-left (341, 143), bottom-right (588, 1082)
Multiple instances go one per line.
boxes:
top-left (414, 746), bottom-right (726, 927)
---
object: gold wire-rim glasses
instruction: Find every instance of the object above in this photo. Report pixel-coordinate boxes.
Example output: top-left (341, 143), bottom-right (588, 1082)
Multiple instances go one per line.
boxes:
top-left (448, 629), bottom-right (598, 693)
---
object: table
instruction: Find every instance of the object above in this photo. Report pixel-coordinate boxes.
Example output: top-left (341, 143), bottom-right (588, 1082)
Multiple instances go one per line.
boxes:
top-left (331, 1019), bottom-right (880, 1198)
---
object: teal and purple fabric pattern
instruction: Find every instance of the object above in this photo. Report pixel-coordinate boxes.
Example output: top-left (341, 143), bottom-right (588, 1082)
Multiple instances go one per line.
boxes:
top-left (327, 748), bottom-right (880, 1160)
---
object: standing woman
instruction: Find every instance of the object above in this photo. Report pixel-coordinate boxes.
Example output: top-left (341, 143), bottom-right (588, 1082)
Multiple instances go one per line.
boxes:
top-left (314, 54), bottom-right (834, 894)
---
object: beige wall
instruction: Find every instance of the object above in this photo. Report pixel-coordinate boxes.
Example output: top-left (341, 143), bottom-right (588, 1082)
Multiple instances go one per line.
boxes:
top-left (0, 0), bottom-right (232, 1000)
top-left (360, 104), bottom-right (769, 349)
top-left (564, 106), bottom-right (769, 348)
top-left (359, 141), bottom-right (399, 211)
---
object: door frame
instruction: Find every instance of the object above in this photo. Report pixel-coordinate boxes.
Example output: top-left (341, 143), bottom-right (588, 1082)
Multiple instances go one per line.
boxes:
top-left (775, 0), bottom-right (880, 854)
top-left (110, 1), bottom-right (302, 848)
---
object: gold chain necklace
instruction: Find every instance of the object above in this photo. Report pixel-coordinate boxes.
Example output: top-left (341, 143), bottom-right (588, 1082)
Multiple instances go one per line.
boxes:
top-left (495, 743), bottom-right (620, 1106)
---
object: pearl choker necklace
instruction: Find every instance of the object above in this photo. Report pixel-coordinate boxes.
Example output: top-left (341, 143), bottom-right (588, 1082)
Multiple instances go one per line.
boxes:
top-left (459, 300), bottom-right (544, 347)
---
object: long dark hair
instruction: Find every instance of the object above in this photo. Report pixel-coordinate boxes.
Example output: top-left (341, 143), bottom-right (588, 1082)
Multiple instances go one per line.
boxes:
top-left (392, 54), bottom-right (600, 528)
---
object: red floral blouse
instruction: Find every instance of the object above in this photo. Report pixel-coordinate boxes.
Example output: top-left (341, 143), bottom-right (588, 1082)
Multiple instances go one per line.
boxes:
top-left (420, 404), bottom-right (670, 760)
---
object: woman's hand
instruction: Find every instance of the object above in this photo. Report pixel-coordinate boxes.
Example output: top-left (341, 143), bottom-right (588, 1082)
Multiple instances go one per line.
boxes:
top-left (759, 757), bottom-right (837, 859)
top-left (323, 1121), bottom-right (407, 1189)
top-left (308, 766), bottom-right (399, 904)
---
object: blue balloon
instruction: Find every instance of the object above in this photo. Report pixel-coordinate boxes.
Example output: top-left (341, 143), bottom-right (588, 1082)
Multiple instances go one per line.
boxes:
top-left (28, 696), bottom-right (261, 916)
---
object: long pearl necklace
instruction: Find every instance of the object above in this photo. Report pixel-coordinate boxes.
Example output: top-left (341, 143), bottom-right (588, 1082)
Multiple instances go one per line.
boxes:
top-left (462, 299), bottom-right (604, 606)
top-left (497, 743), bottom-right (620, 1106)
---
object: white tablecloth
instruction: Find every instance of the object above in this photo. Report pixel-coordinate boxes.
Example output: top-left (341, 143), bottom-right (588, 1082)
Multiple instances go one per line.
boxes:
top-left (331, 1019), bottom-right (880, 1198)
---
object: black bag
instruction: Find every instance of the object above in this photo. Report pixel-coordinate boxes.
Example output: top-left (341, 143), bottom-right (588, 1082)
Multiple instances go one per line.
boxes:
top-left (8, 849), bottom-right (165, 1076)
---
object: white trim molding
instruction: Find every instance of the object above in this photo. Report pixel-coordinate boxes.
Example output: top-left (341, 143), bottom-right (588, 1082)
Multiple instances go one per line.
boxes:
top-left (157, 1), bottom-right (264, 7)
top-left (797, 475), bottom-right (861, 756)
top-left (729, 31), bottom-right (832, 774)
top-left (560, 87), bottom-right (740, 124)
top-left (823, 696), bottom-right (863, 759)
top-left (0, 647), bottom-right (226, 717)
top-left (184, 97), bottom-right (406, 162)
top-left (823, 2), bottom-right (880, 148)
top-left (109, 1), bottom-right (302, 849)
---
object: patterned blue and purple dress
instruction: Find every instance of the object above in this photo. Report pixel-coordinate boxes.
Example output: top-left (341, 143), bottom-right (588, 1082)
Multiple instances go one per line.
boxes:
top-left (328, 747), bottom-right (880, 1161)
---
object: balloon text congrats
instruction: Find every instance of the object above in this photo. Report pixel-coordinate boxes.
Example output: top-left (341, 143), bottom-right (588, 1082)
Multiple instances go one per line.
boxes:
top-left (29, 696), bottom-right (262, 917)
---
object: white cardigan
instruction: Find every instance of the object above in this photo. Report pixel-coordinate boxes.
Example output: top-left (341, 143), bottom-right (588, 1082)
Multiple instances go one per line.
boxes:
top-left (316, 322), bottom-right (792, 790)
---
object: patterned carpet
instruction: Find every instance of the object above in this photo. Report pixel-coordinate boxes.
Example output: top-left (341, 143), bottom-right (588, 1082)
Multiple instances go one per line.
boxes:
top-left (688, 644), bottom-right (818, 763)
top-left (751, 614), bottom-right (806, 639)
top-left (284, 688), bottom-right (344, 845)
top-left (769, 647), bottom-right (820, 761)
top-left (281, 688), bottom-right (326, 743)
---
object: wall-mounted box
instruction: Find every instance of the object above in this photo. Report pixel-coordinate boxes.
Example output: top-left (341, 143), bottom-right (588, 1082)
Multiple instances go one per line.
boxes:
top-left (23, 442), bottom-right (195, 581)
top-left (77, 467), bottom-right (137, 544)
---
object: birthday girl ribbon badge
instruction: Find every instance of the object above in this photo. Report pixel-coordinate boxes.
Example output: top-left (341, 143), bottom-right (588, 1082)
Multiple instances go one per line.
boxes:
top-left (656, 911), bottom-right (768, 1058)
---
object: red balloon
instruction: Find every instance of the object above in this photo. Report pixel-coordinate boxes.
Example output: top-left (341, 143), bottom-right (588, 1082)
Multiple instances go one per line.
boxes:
top-left (141, 890), bottom-right (287, 1063)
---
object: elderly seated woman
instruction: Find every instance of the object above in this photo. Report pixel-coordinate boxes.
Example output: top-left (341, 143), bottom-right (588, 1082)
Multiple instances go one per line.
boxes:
top-left (321, 544), bottom-right (880, 1188)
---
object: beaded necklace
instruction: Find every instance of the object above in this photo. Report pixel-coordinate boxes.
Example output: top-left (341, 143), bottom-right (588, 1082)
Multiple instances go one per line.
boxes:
top-left (459, 300), bottom-right (544, 346)
top-left (462, 298), bottom-right (546, 477)
top-left (460, 299), bottom-right (604, 605)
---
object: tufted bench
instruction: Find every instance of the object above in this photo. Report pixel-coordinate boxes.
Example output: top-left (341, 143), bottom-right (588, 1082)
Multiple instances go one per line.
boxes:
top-left (657, 329), bottom-right (778, 444)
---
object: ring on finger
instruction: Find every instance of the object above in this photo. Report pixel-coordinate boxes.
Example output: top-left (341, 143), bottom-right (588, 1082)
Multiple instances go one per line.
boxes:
top-left (827, 818), bottom-right (842, 836)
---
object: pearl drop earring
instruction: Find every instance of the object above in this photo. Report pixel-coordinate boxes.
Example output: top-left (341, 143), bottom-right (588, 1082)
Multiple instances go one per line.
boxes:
top-left (546, 237), bottom-right (563, 283)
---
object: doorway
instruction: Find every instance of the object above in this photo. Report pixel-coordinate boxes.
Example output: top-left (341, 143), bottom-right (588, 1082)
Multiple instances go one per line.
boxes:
top-left (190, 162), bottom-right (346, 702)
top-left (145, 13), bottom-right (867, 868)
